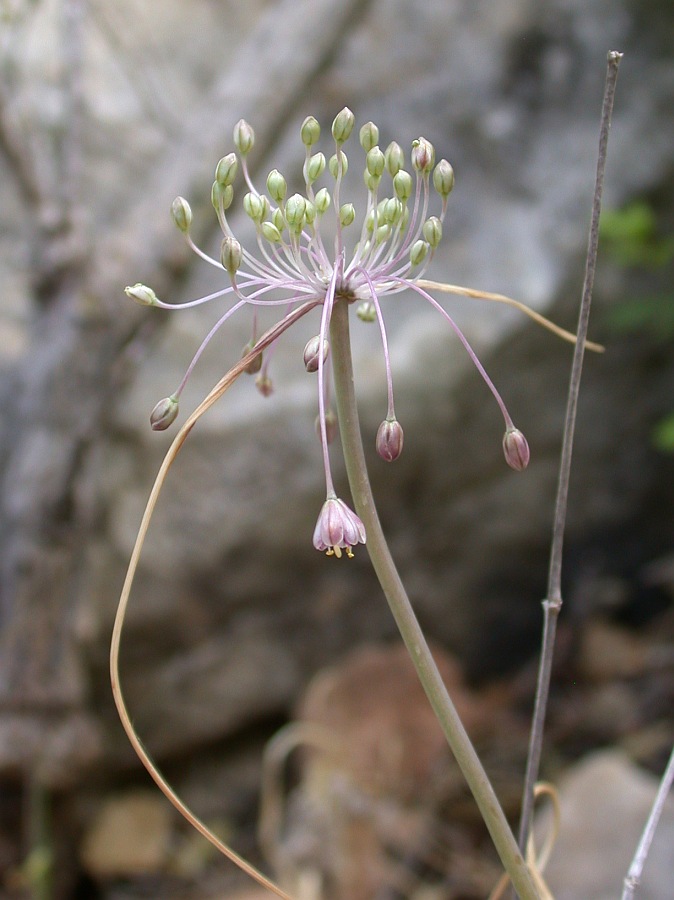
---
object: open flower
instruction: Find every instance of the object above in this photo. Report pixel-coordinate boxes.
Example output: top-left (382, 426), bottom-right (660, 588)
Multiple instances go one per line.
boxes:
top-left (313, 495), bottom-right (366, 558)
top-left (125, 109), bottom-right (546, 556)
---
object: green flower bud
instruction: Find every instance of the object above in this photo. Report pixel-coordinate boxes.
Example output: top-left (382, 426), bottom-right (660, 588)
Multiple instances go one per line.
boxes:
top-left (339, 203), bottom-right (355, 227)
top-left (385, 141), bottom-right (405, 176)
top-left (272, 207), bottom-right (285, 233)
top-left (243, 192), bottom-right (265, 222)
top-left (304, 199), bottom-right (316, 225)
top-left (215, 152), bottom-right (238, 187)
top-left (125, 283), bottom-right (158, 306)
top-left (285, 193), bottom-right (307, 230)
top-left (375, 223), bottom-right (391, 245)
top-left (171, 196), bottom-right (192, 233)
top-left (150, 395), bottom-right (179, 431)
top-left (411, 137), bottom-right (435, 173)
top-left (331, 106), bottom-right (355, 144)
top-left (233, 119), bottom-right (255, 155)
top-left (220, 236), bottom-right (242, 274)
top-left (364, 171), bottom-right (381, 192)
top-left (266, 169), bottom-right (287, 203)
top-left (356, 301), bottom-right (377, 323)
top-left (306, 151), bottom-right (326, 184)
top-left (315, 187), bottom-right (331, 213)
top-left (365, 209), bottom-right (375, 233)
top-left (393, 170), bottom-right (413, 201)
top-left (400, 205), bottom-right (410, 230)
top-left (359, 121), bottom-right (379, 152)
top-left (366, 146), bottom-right (385, 178)
top-left (383, 197), bottom-right (403, 226)
top-left (409, 239), bottom-right (429, 266)
top-left (211, 181), bottom-right (233, 211)
top-left (255, 373), bottom-right (273, 396)
top-left (433, 159), bottom-right (455, 198)
top-left (261, 221), bottom-right (282, 243)
top-left (241, 339), bottom-right (263, 374)
top-left (328, 151), bottom-right (348, 178)
top-left (301, 115), bottom-right (321, 147)
top-left (423, 216), bottom-right (442, 248)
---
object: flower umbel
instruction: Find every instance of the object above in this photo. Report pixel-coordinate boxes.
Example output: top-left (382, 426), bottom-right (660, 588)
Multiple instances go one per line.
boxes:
top-left (126, 108), bottom-right (539, 556)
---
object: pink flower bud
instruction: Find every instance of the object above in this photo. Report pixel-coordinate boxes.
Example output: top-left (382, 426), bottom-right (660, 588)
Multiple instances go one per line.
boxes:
top-left (150, 395), bottom-right (179, 431)
top-left (255, 373), bottom-right (273, 397)
top-left (503, 428), bottom-right (530, 471)
top-left (303, 336), bottom-right (329, 373)
top-left (376, 418), bottom-right (404, 462)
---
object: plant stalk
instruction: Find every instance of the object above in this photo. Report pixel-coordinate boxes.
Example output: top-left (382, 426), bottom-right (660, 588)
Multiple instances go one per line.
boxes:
top-left (329, 298), bottom-right (539, 900)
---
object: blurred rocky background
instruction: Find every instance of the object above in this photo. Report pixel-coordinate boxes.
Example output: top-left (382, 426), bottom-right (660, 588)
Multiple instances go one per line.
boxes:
top-left (0, 0), bottom-right (672, 897)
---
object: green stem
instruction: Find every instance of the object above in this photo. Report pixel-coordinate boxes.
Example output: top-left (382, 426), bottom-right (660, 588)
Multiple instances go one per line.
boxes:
top-left (329, 299), bottom-right (539, 900)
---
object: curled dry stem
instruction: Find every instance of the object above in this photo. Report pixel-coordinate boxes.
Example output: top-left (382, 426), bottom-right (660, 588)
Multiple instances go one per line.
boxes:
top-left (416, 279), bottom-right (605, 353)
top-left (110, 301), bottom-right (319, 900)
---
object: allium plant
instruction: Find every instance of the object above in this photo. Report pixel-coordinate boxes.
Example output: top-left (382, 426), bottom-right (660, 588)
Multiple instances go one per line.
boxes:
top-left (114, 86), bottom-right (620, 900)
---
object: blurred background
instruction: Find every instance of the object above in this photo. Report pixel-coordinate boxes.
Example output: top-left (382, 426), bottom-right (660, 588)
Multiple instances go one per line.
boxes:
top-left (0, 0), bottom-right (672, 897)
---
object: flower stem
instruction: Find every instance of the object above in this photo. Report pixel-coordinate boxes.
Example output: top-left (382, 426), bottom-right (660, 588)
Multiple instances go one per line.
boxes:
top-left (329, 298), bottom-right (539, 900)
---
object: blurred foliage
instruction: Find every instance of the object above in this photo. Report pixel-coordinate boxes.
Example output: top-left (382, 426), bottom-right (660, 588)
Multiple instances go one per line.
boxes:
top-left (600, 201), bottom-right (674, 451)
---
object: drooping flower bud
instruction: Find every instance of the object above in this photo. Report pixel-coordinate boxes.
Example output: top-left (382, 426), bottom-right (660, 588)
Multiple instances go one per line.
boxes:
top-left (211, 181), bottom-right (234, 211)
top-left (241, 339), bottom-right (263, 374)
top-left (266, 169), bottom-right (287, 204)
top-left (331, 107), bottom-right (355, 144)
top-left (233, 119), bottom-right (255, 155)
top-left (356, 301), bottom-right (377, 323)
top-left (303, 335), bottom-right (329, 372)
top-left (376, 417), bottom-right (404, 462)
top-left (255, 373), bottom-right (274, 396)
top-left (433, 159), bottom-right (455, 198)
top-left (503, 428), bottom-right (530, 471)
top-left (411, 137), bottom-right (435, 173)
top-left (301, 115), bottom-right (321, 147)
top-left (220, 236), bottom-right (242, 274)
top-left (125, 283), bottom-right (158, 306)
top-left (359, 121), bottom-right (379, 152)
top-left (385, 141), bottom-right (405, 177)
top-left (261, 221), bottom-right (282, 243)
top-left (422, 216), bottom-right (442, 248)
top-left (171, 196), bottom-right (192, 233)
top-left (215, 152), bottom-right (238, 187)
top-left (315, 187), bottom-right (331, 214)
top-left (150, 395), bottom-right (179, 431)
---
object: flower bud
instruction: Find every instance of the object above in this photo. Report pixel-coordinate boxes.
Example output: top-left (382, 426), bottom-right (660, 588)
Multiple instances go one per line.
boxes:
top-left (215, 152), bottom-right (238, 187)
top-left (339, 203), bottom-right (355, 227)
top-left (383, 197), bottom-right (403, 226)
top-left (266, 169), bottom-right (287, 203)
top-left (233, 119), bottom-right (255, 155)
top-left (376, 418), bottom-right (404, 461)
top-left (315, 187), bottom-right (331, 214)
top-left (422, 216), bottom-right (442, 248)
top-left (261, 221), bottom-right (282, 243)
top-left (285, 193), bottom-right (307, 230)
top-left (125, 283), bottom-right (158, 306)
top-left (303, 335), bottom-right (329, 372)
top-left (150, 395), bottom-right (179, 431)
top-left (301, 115), bottom-right (321, 147)
top-left (220, 236), bottom-right (242, 274)
top-left (409, 239), bottom-right (429, 267)
top-left (316, 408), bottom-right (339, 444)
top-left (328, 151), bottom-right (348, 178)
top-left (211, 181), bottom-right (234, 211)
top-left (503, 428), bottom-right (530, 471)
top-left (304, 199), bottom-right (316, 225)
top-left (356, 301), bottom-right (377, 323)
top-left (241, 340), bottom-right (263, 374)
top-left (375, 223), bottom-right (391, 245)
top-left (359, 121), bottom-right (379, 152)
top-left (331, 107), bottom-right (355, 144)
top-left (393, 170), bottom-right (413, 201)
top-left (306, 151), bottom-right (326, 184)
top-left (411, 137), bottom-right (435, 173)
top-left (433, 159), bottom-right (455, 198)
top-left (385, 141), bottom-right (405, 176)
top-left (171, 196), bottom-right (192, 233)
top-left (243, 191), bottom-right (265, 222)
top-left (272, 207), bottom-right (285, 233)
top-left (366, 146), bottom-right (385, 178)
top-left (364, 171), bottom-right (381, 192)
top-left (255, 373), bottom-right (273, 396)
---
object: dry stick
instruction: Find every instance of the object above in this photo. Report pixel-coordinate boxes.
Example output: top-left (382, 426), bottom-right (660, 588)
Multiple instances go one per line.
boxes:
top-left (515, 51), bottom-right (623, 869)
top-left (621, 745), bottom-right (674, 900)
top-left (111, 302), bottom-right (318, 900)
